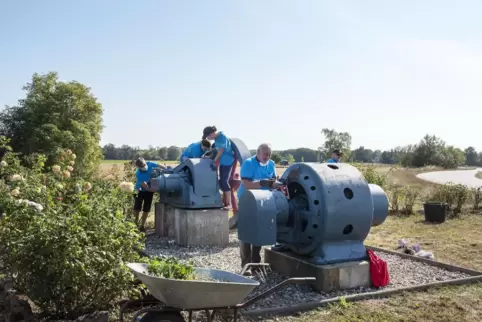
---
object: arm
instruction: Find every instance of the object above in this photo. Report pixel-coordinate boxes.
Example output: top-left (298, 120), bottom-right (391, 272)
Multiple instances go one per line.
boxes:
top-left (214, 148), bottom-right (224, 163)
top-left (213, 134), bottom-right (228, 163)
top-left (240, 161), bottom-right (263, 189)
top-left (149, 161), bottom-right (166, 170)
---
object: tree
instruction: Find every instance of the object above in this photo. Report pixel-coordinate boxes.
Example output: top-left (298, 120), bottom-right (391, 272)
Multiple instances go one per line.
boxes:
top-left (411, 135), bottom-right (446, 167)
top-left (102, 143), bottom-right (118, 160)
top-left (319, 128), bottom-right (352, 160)
top-left (271, 152), bottom-right (282, 164)
top-left (442, 146), bottom-right (465, 169)
top-left (158, 147), bottom-right (168, 160)
top-left (465, 147), bottom-right (478, 166)
top-left (166, 146), bottom-right (181, 161)
top-left (352, 146), bottom-right (374, 163)
top-left (286, 154), bottom-right (295, 163)
top-left (0, 72), bottom-right (103, 177)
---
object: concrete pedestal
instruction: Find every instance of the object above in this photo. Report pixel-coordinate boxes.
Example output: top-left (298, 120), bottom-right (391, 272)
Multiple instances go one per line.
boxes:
top-left (264, 248), bottom-right (371, 292)
top-left (154, 203), bottom-right (175, 238)
top-left (174, 208), bottom-right (229, 247)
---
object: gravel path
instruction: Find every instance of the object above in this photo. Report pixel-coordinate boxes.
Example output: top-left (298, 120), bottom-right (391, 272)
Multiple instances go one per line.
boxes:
top-left (417, 167), bottom-right (482, 188)
top-left (144, 231), bottom-right (472, 317)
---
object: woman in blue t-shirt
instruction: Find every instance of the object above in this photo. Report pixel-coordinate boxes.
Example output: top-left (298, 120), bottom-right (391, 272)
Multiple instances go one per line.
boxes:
top-left (202, 126), bottom-right (235, 210)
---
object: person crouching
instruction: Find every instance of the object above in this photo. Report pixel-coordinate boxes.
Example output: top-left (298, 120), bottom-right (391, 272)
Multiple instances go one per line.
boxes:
top-left (133, 157), bottom-right (165, 231)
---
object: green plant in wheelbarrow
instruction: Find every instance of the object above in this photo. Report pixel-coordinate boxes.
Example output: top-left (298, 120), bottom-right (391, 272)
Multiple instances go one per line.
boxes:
top-left (146, 257), bottom-right (196, 280)
top-left (146, 257), bottom-right (228, 282)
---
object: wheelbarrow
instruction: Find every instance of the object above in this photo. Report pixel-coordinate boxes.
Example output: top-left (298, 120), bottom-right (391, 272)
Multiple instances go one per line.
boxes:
top-left (120, 263), bottom-right (315, 322)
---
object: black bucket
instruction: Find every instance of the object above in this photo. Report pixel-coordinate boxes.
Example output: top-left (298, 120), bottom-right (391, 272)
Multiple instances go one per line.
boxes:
top-left (423, 202), bottom-right (448, 223)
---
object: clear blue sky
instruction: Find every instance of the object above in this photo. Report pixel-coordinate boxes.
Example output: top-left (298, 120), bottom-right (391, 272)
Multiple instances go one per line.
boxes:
top-left (1, 1), bottom-right (481, 151)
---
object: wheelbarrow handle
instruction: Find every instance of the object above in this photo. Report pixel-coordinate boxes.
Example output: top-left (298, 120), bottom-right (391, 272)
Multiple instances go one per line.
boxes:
top-left (239, 276), bottom-right (317, 308)
top-left (240, 263), bottom-right (270, 275)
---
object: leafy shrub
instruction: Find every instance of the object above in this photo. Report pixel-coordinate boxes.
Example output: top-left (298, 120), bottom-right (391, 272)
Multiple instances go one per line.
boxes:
top-left (400, 186), bottom-right (421, 215)
top-left (0, 137), bottom-right (143, 319)
top-left (470, 187), bottom-right (482, 212)
top-left (359, 165), bottom-right (392, 189)
top-left (428, 183), bottom-right (470, 215)
top-left (387, 185), bottom-right (402, 213)
top-left (387, 185), bottom-right (420, 216)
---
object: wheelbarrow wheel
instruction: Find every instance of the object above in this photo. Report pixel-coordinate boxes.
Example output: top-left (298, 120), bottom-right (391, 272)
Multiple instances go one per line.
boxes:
top-left (139, 311), bottom-right (185, 322)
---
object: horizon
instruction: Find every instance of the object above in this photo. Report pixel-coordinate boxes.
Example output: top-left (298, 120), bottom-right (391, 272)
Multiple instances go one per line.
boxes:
top-left (1, 1), bottom-right (482, 152)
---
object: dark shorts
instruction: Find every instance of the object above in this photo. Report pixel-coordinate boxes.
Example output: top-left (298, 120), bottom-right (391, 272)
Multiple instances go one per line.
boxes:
top-left (219, 165), bottom-right (232, 192)
top-left (133, 190), bottom-right (154, 212)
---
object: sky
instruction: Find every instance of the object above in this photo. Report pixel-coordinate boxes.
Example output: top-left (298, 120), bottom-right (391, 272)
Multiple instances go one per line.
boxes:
top-left (1, 1), bottom-right (482, 151)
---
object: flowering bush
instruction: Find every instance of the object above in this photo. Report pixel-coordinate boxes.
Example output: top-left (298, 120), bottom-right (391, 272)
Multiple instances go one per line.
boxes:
top-left (0, 136), bottom-right (144, 319)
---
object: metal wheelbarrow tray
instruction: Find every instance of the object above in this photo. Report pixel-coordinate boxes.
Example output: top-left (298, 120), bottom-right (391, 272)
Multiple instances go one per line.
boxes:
top-left (121, 263), bottom-right (315, 322)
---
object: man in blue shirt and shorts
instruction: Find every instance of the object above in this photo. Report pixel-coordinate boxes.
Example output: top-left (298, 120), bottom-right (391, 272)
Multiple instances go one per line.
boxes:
top-left (133, 157), bottom-right (165, 231)
top-left (237, 143), bottom-right (280, 275)
top-left (180, 139), bottom-right (212, 162)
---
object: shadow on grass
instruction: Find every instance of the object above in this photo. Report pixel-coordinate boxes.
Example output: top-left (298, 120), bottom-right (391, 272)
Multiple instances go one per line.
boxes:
top-left (414, 220), bottom-right (446, 225)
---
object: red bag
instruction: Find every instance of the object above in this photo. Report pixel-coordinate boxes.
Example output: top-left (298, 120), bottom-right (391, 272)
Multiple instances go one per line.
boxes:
top-left (367, 249), bottom-right (390, 287)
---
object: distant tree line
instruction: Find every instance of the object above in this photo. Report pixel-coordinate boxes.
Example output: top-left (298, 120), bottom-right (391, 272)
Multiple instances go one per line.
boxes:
top-left (102, 130), bottom-right (481, 169)
top-left (2, 72), bottom-right (478, 179)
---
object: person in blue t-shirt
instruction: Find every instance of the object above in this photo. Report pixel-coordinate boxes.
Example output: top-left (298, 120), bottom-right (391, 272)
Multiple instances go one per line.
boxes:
top-left (180, 139), bottom-right (212, 162)
top-left (133, 157), bottom-right (165, 231)
top-left (327, 149), bottom-right (343, 163)
top-left (202, 126), bottom-right (235, 210)
top-left (237, 143), bottom-right (280, 274)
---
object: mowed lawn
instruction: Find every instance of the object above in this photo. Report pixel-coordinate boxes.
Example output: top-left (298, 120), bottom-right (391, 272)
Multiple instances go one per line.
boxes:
top-left (100, 161), bottom-right (482, 321)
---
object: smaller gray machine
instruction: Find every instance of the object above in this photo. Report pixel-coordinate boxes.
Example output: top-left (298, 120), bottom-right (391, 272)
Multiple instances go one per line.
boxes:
top-left (149, 138), bottom-right (251, 209)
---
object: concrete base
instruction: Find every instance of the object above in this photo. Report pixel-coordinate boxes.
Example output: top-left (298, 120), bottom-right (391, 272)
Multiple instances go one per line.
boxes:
top-left (154, 203), bottom-right (175, 238)
top-left (264, 248), bottom-right (371, 292)
top-left (174, 208), bottom-right (229, 247)
top-left (228, 212), bottom-right (238, 229)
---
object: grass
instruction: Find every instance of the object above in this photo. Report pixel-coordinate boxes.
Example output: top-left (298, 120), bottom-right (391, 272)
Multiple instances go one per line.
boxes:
top-left (475, 171), bottom-right (482, 179)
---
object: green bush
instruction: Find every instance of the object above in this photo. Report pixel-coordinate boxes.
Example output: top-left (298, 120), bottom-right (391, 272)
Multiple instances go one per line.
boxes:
top-left (428, 183), bottom-right (470, 215)
top-left (359, 165), bottom-right (391, 189)
top-left (387, 185), bottom-right (402, 213)
top-left (0, 137), bottom-right (144, 319)
top-left (386, 185), bottom-right (420, 216)
top-left (470, 187), bottom-right (482, 212)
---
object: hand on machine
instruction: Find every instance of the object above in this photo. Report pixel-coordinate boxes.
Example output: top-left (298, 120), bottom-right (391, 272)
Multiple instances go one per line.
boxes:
top-left (259, 179), bottom-right (283, 190)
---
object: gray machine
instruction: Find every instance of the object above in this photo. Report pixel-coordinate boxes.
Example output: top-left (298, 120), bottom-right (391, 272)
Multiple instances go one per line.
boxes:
top-left (149, 138), bottom-right (251, 209)
top-left (237, 162), bottom-right (389, 264)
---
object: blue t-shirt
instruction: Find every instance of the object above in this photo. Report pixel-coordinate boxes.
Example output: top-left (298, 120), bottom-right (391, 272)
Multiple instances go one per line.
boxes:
top-left (215, 131), bottom-right (235, 166)
top-left (327, 159), bottom-right (338, 163)
top-left (135, 161), bottom-right (159, 191)
top-left (237, 156), bottom-right (277, 198)
top-left (180, 142), bottom-right (204, 162)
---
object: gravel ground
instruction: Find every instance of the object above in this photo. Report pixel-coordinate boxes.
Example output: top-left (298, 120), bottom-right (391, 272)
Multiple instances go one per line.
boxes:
top-left (144, 231), bottom-right (472, 320)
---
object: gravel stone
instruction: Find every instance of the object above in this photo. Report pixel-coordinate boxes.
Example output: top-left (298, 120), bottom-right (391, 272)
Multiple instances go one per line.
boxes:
top-left (144, 231), bottom-right (472, 314)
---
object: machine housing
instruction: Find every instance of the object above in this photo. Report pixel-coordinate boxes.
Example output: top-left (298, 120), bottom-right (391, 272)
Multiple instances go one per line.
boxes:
top-left (149, 138), bottom-right (251, 209)
top-left (237, 162), bottom-right (389, 264)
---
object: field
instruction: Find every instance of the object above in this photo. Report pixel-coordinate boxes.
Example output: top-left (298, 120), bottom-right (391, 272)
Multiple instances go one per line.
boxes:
top-left (101, 161), bottom-right (482, 321)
